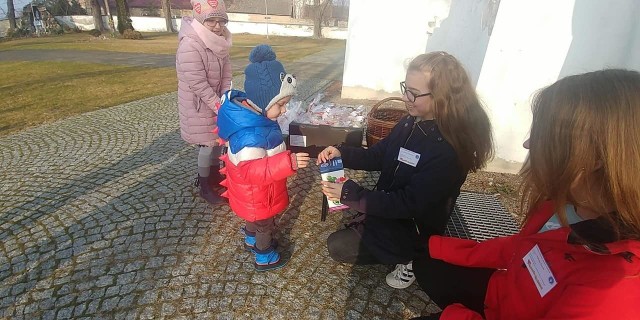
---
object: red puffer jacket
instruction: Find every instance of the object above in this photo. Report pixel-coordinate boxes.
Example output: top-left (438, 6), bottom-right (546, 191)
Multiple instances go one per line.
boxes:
top-left (221, 148), bottom-right (296, 222)
top-left (430, 201), bottom-right (640, 320)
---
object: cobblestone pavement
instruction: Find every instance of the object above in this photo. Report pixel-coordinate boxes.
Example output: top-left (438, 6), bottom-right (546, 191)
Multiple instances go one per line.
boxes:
top-left (0, 90), bottom-right (438, 319)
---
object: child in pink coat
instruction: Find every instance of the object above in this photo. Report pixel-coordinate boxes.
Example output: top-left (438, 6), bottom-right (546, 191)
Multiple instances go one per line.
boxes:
top-left (176, 0), bottom-right (232, 205)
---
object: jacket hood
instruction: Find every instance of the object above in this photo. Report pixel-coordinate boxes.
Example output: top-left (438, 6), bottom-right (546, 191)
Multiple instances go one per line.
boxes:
top-left (526, 201), bottom-right (640, 257)
top-left (179, 16), bottom-right (231, 58)
top-left (217, 90), bottom-right (280, 142)
top-left (568, 216), bottom-right (640, 257)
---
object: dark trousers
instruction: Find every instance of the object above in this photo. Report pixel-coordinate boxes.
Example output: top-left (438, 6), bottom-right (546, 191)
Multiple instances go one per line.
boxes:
top-left (326, 228), bottom-right (381, 264)
top-left (413, 247), bottom-right (494, 318)
top-left (245, 217), bottom-right (275, 251)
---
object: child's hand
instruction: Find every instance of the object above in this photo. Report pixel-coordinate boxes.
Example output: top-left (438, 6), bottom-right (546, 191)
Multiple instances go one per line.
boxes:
top-left (316, 146), bottom-right (341, 164)
top-left (296, 152), bottom-right (310, 169)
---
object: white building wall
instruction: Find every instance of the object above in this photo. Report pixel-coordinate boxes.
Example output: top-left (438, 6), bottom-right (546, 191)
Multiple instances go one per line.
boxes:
top-left (424, 0), bottom-right (492, 86)
top-left (475, 0), bottom-right (575, 171)
top-left (341, 0), bottom-right (440, 100)
top-left (0, 19), bottom-right (10, 37)
top-left (343, 0), bottom-right (640, 172)
top-left (477, 0), bottom-right (640, 171)
top-left (557, 0), bottom-right (640, 77)
top-left (54, 15), bottom-right (347, 39)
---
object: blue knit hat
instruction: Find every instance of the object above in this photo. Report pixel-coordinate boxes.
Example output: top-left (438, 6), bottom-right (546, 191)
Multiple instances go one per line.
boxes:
top-left (244, 45), bottom-right (295, 112)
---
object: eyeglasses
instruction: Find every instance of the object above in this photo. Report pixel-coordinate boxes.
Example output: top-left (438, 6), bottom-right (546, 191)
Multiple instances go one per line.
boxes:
top-left (400, 81), bottom-right (432, 102)
top-left (205, 19), bottom-right (227, 27)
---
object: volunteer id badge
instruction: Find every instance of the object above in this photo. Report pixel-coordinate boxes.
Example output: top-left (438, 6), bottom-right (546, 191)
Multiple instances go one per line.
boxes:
top-left (523, 244), bottom-right (557, 297)
top-left (398, 147), bottom-right (420, 167)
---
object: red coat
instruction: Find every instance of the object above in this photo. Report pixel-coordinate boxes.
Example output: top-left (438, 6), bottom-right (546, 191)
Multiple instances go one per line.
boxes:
top-left (223, 150), bottom-right (296, 222)
top-left (430, 201), bottom-right (640, 320)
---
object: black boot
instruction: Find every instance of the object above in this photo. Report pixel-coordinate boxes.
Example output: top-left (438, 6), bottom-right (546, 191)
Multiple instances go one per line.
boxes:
top-left (209, 146), bottom-right (226, 189)
top-left (197, 176), bottom-right (222, 205)
top-left (208, 172), bottom-right (225, 189)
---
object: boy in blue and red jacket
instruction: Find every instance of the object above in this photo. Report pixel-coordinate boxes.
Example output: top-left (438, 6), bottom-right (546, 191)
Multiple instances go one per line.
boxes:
top-left (216, 45), bottom-right (309, 271)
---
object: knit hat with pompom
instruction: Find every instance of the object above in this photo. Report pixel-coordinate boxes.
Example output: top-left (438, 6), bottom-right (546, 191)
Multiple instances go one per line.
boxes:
top-left (244, 44), bottom-right (296, 112)
top-left (191, 0), bottom-right (228, 24)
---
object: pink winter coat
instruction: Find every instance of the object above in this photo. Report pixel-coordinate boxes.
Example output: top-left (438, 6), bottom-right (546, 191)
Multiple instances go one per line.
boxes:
top-left (176, 16), bottom-right (232, 146)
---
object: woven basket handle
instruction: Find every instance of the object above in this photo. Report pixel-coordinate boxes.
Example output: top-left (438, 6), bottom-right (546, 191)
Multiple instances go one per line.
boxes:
top-left (370, 97), bottom-right (405, 113)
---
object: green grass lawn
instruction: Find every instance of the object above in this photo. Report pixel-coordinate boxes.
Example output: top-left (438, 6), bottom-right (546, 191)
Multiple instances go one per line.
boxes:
top-left (0, 32), bottom-right (346, 136)
top-left (0, 61), bottom-right (177, 135)
top-left (0, 32), bottom-right (344, 60)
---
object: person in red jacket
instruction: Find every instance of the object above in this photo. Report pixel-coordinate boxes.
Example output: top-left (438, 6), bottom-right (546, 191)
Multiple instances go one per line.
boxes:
top-left (217, 45), bottom-right (310, 271)
top-left (412, 69), bottom-right (640, 319)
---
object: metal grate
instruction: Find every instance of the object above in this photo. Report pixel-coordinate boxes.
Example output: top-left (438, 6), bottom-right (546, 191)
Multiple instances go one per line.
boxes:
top-left (445, 192), bottom-right (520, 241)
top-left (319, 169), bottom-right (520, 241)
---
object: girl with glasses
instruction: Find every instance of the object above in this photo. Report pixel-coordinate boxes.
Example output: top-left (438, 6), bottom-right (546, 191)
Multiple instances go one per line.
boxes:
top-left (317, 52), bottom-right (493, 289)
top-left (176, 0), bottom-right (232, 205)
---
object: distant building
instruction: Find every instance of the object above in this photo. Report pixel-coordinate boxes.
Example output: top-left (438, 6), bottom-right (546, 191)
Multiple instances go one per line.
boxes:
top-left (78, 0), bottom-right (347, 23)
top-left (227, 0), bottom-right (293, 16)
top-left (86, 0), bottom-right (295, 18)
top-left (0, 18), bottom-right (11, 37)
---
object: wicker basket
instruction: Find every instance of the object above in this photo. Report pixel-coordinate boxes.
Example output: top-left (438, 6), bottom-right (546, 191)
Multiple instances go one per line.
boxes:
top-left (366, 97), bottom-right (408, 146)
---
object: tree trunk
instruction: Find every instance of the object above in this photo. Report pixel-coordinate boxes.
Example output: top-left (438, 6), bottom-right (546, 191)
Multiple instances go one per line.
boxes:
top-left (313, 0), bottom-right (331, 38)
top-left (162, 0), bottom-right (174, 32)
top-left (90, 0), bottom-right (104, 31)
top-left (115, 0), bottom-right (134, 34)
top-left (7, 0), bottom-right (16, 29)
top-left (103, 0), bottom-right (116, 33)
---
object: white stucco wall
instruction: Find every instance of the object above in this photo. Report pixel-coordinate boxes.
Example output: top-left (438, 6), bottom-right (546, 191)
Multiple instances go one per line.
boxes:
top-left (0, 19), bottom-right (10, 37)
top-left (557, 0), bottom-right (640, 77)
top-left (227, 22), bottom-right (347, 39)
top-left (475, 0), bottom-right (575, 171)
top-left (341, 0), bottom-right (446, 100)
top-left (55, 15), bottom-right (347, 39)
top-left (477, 0), bottom-right (640, 171)
top-left (343, 0), bottom-right (640, 172)
top-left (424, 0), bottom-right (493, 86)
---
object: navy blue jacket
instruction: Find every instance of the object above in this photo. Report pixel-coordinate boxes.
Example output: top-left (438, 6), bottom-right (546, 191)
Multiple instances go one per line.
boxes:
top-left (339, 115), bottom-right (466, 264)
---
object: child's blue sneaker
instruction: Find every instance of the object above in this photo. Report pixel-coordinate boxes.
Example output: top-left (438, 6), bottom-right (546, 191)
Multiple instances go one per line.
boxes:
top-left (244, 233), bottom-right (257, 251)
top-left (254, 248), bottom-right (287, 271)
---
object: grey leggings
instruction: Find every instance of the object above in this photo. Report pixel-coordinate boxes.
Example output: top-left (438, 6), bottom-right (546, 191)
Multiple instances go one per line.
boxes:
top-left (197, 145), bottom-right (222, 177)
top-left (245, 217), bottom-right (276, 252)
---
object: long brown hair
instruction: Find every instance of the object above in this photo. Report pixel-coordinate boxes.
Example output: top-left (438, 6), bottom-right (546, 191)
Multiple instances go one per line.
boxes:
top-left (408, 52), bottom-right (493, 173)
top-left (520, 69), bottom-right (640, 239)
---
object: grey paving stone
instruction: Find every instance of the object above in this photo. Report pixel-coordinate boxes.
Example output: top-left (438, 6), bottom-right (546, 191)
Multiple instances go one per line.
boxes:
top-left (117, 294), bottom-right (135, 309)
top-left (161, 303), bottom-right (176, 317)
top-left (56, 306), bottom-right (74, 319)
top-left (1, 63), bottom-right (437, 319)
top-left (100, 297), bottom-right (119, 312)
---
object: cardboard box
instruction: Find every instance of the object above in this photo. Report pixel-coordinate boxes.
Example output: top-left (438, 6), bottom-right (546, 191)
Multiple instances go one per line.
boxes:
top-left (319, 157), bottom-right (349, 212)
top-left (287, 122), bottom-right (364, 158)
